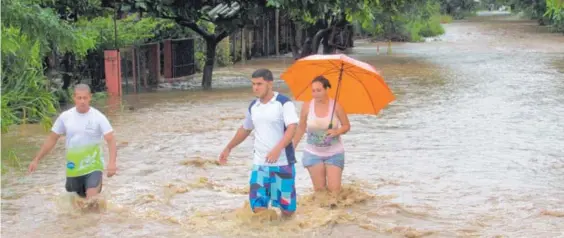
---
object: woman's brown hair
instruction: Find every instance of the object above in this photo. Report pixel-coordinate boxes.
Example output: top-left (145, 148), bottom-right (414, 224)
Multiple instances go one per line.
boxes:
top-left (312, 75), bottom-right (331, 89)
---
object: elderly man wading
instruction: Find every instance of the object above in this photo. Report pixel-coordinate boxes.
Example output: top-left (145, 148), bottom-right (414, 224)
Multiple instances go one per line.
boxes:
top-left (28, 84), bottom-right (118, 206)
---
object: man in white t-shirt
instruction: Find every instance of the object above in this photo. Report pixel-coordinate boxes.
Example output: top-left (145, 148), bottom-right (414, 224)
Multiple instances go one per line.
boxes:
top-left (219, 68), bottom-right (299, 218)
top-left (28, 84), bottom-right (117, 202)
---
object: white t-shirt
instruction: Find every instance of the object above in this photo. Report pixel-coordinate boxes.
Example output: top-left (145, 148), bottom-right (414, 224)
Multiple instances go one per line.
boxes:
top-left (242, 92), bottom-right (299, 166)
top-left (51, 107), bottom-right (113, 177)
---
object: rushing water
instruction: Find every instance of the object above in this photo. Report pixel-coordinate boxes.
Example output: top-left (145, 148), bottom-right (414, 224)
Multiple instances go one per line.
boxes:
top-left (2, 12), bottom-right (564, 238)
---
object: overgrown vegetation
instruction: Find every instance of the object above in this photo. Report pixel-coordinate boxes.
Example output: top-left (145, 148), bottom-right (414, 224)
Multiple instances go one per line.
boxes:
top-left (362, 0), bottom-right (447, 42)
top-left (1, 0), bottom-right (170, 131)
top-left (1, 0), bottom-right (94, 133)
top-left (544, 0), bottom-right (564, 32)
top-left (76, 13), bottom-right (172, 50)
top-left (484, 0), bottom-right (564, 33)
top-left (438, 0), bottom-right (479, 19)
top-left (0, 0), bottom-right (168, 173)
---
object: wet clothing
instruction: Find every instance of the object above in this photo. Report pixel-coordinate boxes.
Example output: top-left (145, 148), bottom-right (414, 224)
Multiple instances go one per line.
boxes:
top-left (249, 164), bottom-right (296, 212)
top-left (302, 99), bottom-right (346, 168)
top-left (302, 151), bottom-right (345, 169)
top-left (51, 106), bottom-right (113, 178)
top-left (243, 92), bottom-right (299, 212)
top-left (65, 171), bottom-right (103, 198)
top-left (243, 92), bottom-right (299, 166)
top-left (51, 106), bottom-right (113, 197)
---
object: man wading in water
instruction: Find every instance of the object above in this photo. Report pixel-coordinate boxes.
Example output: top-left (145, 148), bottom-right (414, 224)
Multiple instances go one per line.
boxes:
top-left (219, 68), bottom-right (299, 218)
top-left (28, 84), bottom-right (117, 209)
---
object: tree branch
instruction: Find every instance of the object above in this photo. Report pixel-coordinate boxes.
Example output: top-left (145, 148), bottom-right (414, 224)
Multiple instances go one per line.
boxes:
top-left (182, 21), bottom-right (214, 40)
top-left (215, 13), bottom-right (241, 23)
top-left (152, 12), bottom-right (213, 40)
top-left (215, 29), bottom-right (230, 43)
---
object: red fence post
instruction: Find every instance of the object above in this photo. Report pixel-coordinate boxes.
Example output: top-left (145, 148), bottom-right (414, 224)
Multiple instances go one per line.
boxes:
top-left (104, 50), bottom-right (122, 96)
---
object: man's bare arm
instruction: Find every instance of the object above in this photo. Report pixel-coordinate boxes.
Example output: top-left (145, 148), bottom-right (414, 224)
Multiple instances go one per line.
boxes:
top-left (104, 131), bottom-right (117, 166)
top-left (225, 127), bottom-right (252, 151)
top-left (293, 102), bottom-right (309, 147)
top-left (33, 132), bottom-right (61, 162)
top-left (274, 124), bottom-right (297, 152)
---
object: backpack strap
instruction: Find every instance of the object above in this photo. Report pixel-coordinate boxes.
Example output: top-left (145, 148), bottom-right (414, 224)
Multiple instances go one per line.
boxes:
top-left (274, 94), bottom-right (296, 165)
top-left (248, 99), bottom-right (257, 115)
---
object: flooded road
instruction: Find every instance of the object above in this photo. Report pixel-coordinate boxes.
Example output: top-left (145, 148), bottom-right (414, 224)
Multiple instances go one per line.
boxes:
top-left (2, 12), bottom-right (564, 238)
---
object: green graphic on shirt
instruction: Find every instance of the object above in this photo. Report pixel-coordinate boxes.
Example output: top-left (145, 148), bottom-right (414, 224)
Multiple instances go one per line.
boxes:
top-left (66, 144), bottom-right (104, 177)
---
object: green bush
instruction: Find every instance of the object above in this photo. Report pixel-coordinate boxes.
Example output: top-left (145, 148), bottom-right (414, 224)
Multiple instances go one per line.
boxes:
top-left (76, 13), bottom-right (173, 50)
top-left (1, 0), bottom-right (96, 133)
top-left (366, 0), bottom-right (446, 42)
top-left (420, 15), bottom-right (446, 38)
top-left (216, 37), bottom-right (233, 67)
top-left (544, 0), bottom-right (564, 33)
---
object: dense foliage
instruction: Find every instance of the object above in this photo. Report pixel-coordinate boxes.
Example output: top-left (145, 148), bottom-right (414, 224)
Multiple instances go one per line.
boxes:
top-left (2, 0), bottom-right (560, 133)
top-left (482, 0), bottom-right (563, 33)
top-left (1, 0), bottom-right (170, 133)
top-left (1, 0), bottom-right (95, 133)
top-left (543, 0), bottom-right (564, 32)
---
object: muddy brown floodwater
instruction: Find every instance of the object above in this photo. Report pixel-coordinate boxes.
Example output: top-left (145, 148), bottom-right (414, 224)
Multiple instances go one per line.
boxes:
top-left (2, 12), bottom-right (564, 238)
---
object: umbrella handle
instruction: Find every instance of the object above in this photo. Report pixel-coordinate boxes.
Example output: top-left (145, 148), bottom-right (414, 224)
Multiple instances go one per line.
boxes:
top-left (328, 62), bottom-right (344, 130)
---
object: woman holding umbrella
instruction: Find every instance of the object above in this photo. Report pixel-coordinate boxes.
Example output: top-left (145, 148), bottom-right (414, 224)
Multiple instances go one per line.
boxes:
top-left (283, 54), bottom-right (395, 197)
top-left (293, 75), bottom-right (351, 195)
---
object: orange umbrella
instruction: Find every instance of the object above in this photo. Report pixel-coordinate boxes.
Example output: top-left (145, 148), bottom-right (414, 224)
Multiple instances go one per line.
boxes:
top-left (281, 54), bottom-right (395, 121)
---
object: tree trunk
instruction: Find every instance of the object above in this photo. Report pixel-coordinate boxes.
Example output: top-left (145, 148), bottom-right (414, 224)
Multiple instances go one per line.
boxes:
top-left (248, 29), bottom-right (253, 59)
top-left (202, 40), bottom-right (217, 90)
top-left (183, 21), bottom-right (232, 90)
top-left (241, 28), bottom-right (246, 63)
top-left (263, 16), bottom-right (267, 56)
top-left (289, 21), bottom-right (300, 59)
top-left (311, 28), bottom-right (332, 55)
top-left (347, 24), bottom-right (354, 48)
top-left (299, 37), bottom-right (313, 58)
top-left (275, 9), bottom-right (280, 56)
top-left (62, 53), bottom-right (74, 90)
top-left (322, 33), bottom-right (332, 54)
top-left (266, 16), bottom-right (270, 56)
top-left (297, 25), bottom-right (327, 58)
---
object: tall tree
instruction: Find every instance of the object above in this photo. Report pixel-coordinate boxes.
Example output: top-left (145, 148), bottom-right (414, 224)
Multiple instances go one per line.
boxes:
top-left (117, 0), bottom-right (268, 90)
top-left (268, 0), bottom-right (382, 58)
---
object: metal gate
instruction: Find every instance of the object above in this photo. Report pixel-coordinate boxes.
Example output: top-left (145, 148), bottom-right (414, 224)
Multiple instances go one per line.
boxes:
top-left (119, 42), bottom-right (160, 94)
top-left (171, 38), bottom-right (196, 78)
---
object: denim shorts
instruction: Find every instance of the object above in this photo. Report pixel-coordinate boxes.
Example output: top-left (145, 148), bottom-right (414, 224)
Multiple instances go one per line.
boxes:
top-left (302, 151), bottom-right (345, 169)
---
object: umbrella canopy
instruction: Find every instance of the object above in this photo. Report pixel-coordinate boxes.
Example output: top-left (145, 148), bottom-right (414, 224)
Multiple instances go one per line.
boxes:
top-left (280, 54), bottom-right (395, 115)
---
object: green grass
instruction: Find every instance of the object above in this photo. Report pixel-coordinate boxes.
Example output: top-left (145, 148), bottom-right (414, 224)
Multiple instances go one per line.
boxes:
top-left (1, 138), bottom-right (37, 175)
top-left (440, 14), bottom-right (454, 24)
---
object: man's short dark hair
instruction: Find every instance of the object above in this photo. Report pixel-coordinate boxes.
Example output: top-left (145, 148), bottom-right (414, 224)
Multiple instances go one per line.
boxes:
top-left (251, 68), bottom-right (274, 81)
